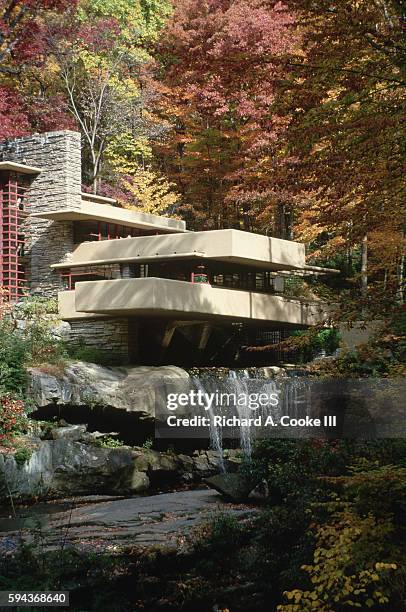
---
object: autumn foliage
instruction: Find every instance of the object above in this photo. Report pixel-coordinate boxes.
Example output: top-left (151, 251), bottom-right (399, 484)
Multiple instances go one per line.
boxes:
top-left (278, 0), bottom-right (405, 316)
top-left (0, 394), bottom-right (27, 445)
top-left (0, 0), bottom-right (78, 138)
top-left (154, 0), bottom-right (296, 230)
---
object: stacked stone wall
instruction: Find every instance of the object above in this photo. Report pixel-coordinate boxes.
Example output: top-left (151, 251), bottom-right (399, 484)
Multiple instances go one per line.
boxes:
top-left (0, 131), bottom-right (82, 297)
top-left (68, 318), bottom-right (136, 363)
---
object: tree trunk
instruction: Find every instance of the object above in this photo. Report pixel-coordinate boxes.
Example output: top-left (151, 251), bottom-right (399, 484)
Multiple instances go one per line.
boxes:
top-left (91, 152), bottom-right (98, 194)
top-left (397, 252), bottom-right (404, 305)
top-left (275, 203), bottom-right (292, 239)
top-left (361, 234), bottom-right (368, 314)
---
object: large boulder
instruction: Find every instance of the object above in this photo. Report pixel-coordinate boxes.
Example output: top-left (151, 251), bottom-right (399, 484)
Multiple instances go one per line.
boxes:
top-left (49, 440), bottom-right (148, 496)
top-left (204, 473), bottom-right (254, 502)
top-left (27, 362), bottom-right (189, 419)
top-left (0, 438), bottom-right (150, 501)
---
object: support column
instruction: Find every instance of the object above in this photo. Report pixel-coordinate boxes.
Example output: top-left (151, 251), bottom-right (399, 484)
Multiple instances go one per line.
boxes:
top-left (198, 323), bottom-right (212, 351)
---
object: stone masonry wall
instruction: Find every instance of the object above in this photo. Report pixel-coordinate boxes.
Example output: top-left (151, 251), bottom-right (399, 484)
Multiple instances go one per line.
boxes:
top-left (0, 130), bottom-right (82, 297)
top-left (68, 318), bottom-right (136, 364)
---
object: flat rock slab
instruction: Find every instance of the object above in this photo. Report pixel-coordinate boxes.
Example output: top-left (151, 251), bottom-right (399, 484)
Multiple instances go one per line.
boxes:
top-left (0, 489), bottom-right (255, 554)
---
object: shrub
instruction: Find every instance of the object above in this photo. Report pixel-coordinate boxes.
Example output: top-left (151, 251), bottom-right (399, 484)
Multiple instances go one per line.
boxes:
top-left (142, 438), bottom-right (154, 450)
top-left (13, 445), bottom-right (32, 466)
top-left (313, 328), bottom-right (341, 354)
top-left (242, 439), bottom-right (350, 505)
top-left (66, 343), bottom-right (115, 366)
top-left (277, 512), bottom-right (398, 611)
top-left (0, 320), bottom-right (27, 394)
top-left (13, 296), bottom-right (58, 318)
top-left (96, 436), bottom-right (124, 448)
top-left (344, 465), bottom-right (406, 522)
top-left (311, 321), bottom-right (406, 378)
top-left (349, 440), bottom-right (406, 468)
top-left (250, 505), bottom-right (315, 590)
top-left (240, 440), bottom-right (406, 607)
top-left (23, 322), bottom-right (67, 366)
top-left (0, 301), bottom-right (67, 388)
top-left (286, 327), bottom-right (341, 362)
top-left (188, 511), bottom-right (248, 569)
top-left (0, 394), bottom-right (28, 445)
top-left (245, 440), bottom-right (406, 503)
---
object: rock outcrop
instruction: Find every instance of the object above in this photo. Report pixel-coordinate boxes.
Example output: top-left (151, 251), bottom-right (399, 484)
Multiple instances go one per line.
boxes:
top-left (27, 362), bottom-right (189, 419)
top-left (0, 425), bottom-right (240, 503)
top-left (0, 439), bottom-right (145, 500)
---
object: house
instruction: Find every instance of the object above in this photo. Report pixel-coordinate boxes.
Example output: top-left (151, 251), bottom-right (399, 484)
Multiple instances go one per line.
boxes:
top-left (0, 130), bottom-right (334, 364)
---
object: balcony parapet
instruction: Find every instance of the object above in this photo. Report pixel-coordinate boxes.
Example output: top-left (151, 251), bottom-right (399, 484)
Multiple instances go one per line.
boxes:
top-left (51, 229), bottom-right (319, 272)
top-left (59, 277), bottom-right (325, 327)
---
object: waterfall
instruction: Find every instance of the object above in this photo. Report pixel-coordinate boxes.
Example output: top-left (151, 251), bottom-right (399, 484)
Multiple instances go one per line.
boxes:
top-left (227, 369), bottom-right (253, 459)
top-left (190, 368), bottom-right (312, 470)
top-left (192, 376), bottom-right (225, 472)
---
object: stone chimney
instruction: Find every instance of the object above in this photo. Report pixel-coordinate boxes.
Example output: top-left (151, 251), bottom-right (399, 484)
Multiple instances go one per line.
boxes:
top-left (0, 130), bottom-right (82, 296)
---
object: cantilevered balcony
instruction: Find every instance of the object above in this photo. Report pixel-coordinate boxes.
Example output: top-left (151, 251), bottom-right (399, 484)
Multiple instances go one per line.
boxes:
top-left (52, 229), bottom-right (307, 272)
top-left (58, 277), bottom-right (324, 327)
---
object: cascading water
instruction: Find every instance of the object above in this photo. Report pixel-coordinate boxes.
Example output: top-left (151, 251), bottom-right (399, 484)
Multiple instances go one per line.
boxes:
top-left (191, 376), bottom-right (225, 472)
top-left (190, 368), bottom-right (312, 471)
top-left (227, 369), bottom-right (253, 459)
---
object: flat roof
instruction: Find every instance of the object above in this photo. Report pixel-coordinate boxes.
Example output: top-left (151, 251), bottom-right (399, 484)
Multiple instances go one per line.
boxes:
top-left (30, 199), bottom-right (187, 234)
top-left (0, 161), bottom-right (42, 175)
